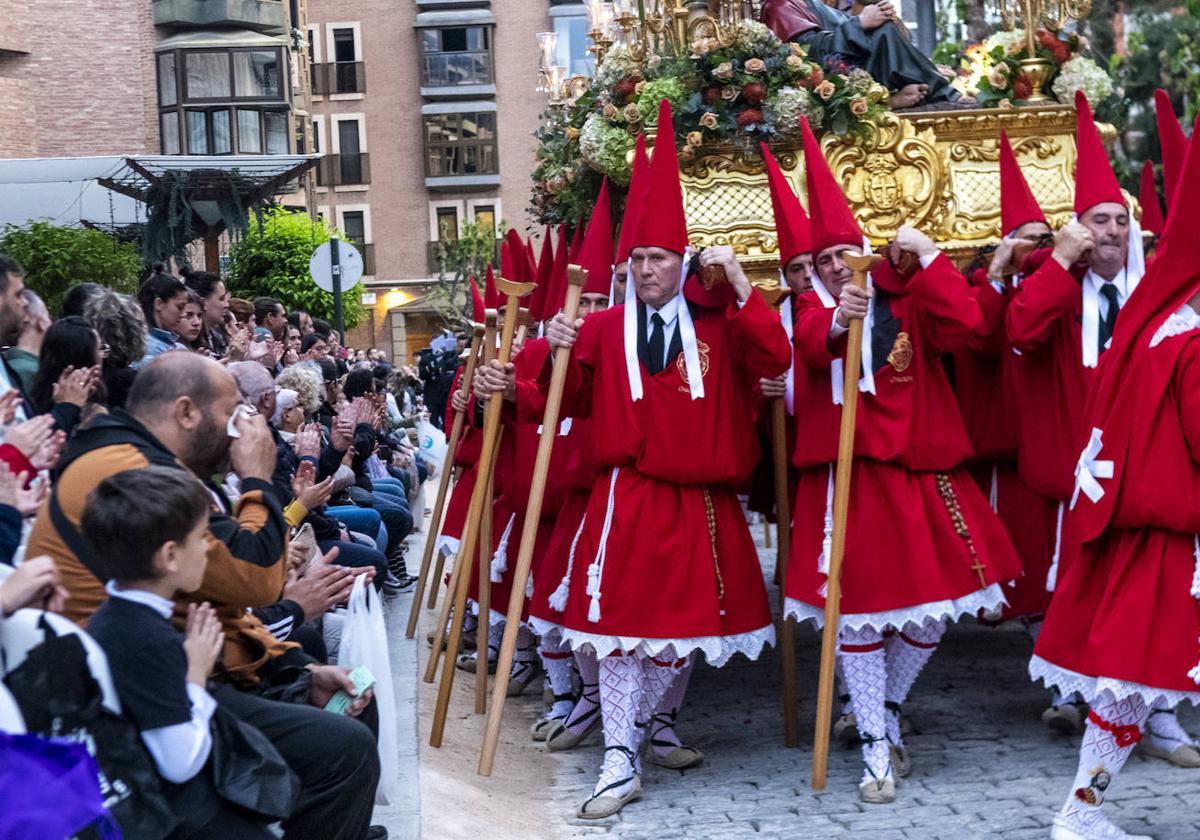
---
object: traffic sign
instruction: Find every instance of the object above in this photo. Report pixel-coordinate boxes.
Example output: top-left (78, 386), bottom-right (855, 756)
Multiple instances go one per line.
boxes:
top-left (309, 239), bottom-right (364, 293)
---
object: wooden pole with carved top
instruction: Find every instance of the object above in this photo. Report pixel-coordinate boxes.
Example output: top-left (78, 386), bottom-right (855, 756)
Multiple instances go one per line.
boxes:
top-left (478, 265), bottom-right (588, 776)
top-left (429, 276), bottom-right (535, 748)
top-left (408, 325), bottom-right (486, 636)
top-left (812, 251), bottom-right (882, 790)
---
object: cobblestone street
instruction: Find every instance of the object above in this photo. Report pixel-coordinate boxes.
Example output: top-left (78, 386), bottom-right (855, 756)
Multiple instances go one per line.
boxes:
top-left (405, 522), bottom-right (1200, 840)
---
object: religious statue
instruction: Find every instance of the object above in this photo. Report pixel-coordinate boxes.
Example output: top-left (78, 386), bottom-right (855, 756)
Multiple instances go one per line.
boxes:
top-left (759, 0), bottom-right (973, 110)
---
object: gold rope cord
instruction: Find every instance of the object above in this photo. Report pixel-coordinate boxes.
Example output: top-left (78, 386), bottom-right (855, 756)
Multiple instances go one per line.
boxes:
top-left (702, 488), bottom-right (725, 600)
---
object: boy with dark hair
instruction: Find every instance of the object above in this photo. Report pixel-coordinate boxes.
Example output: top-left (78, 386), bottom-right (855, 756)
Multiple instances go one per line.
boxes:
top-left (86, 466), bottom-right (275, 838)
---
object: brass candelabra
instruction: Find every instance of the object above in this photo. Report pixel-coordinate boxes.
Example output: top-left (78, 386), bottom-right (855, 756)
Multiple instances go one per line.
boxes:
top-left (994, 0), bottom-right (1094, 102)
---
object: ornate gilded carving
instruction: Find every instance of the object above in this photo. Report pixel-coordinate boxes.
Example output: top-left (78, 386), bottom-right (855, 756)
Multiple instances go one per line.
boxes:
top-left (678, 104), bottom-right (1106, 284)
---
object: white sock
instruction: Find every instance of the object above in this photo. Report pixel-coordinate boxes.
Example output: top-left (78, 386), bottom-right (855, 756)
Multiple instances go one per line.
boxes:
top-left (540, 637), bottom-right (575, 719)
top-left (1059, 694), bottom-right (1149, 831)
top-left (595, 655), bottom-right (642, 797)
top-left (883, 621), bottom-right (945, 747)
top-left (1146, 699), bottom-right (1197, 752)
top-left (836, 656), bottom-right (854, 716)
top-left (839, 625), bottom-right (891, 784)
top-left (563, 649), bottom-right (600, 735)
top-left (648, 656), bottom-right (692, 756)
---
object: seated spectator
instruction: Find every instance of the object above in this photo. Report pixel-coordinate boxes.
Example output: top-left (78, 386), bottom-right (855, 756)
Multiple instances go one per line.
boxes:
top-left (182, 268), bottom-right (230, 358)
top-left (26, 352), bottom-right (383, 840)
top-left (135, 266), bottom-right (189, 367)
top-left (60, 282), bottom-right (104, 318)
top-left (5, 288), bottom-right (50, 392)
top-left (84, 466), bottom-right (275, 838)
top-left (0, 555), bottom-right (67, 615)
top-left (83, 289), bottom-right (145, 410)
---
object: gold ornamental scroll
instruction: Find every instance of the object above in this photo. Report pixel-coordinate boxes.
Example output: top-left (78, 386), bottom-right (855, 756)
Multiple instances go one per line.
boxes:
top-left (674, 104), bottom-right (1125, 287)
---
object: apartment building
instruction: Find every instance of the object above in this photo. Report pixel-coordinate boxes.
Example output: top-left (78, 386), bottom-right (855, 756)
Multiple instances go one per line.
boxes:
top-left (306, 0), bottom-right (594, 361)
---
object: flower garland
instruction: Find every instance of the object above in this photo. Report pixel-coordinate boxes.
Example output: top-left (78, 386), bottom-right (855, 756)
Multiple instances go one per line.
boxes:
top-left (530, 20), bottom-right (889, 226)
top-left (951, 28), bottom-right (1114, 109)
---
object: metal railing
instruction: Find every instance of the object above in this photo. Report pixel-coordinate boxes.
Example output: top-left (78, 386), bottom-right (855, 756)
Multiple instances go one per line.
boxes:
top-left (315, 153), bottom-right (371, 186)
top-left (421, 51), bottom-right (491, 87)
top-left (312, 61), bottom-right (366, 95)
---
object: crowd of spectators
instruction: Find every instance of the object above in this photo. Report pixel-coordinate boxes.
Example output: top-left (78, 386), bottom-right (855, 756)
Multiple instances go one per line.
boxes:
top-left (0, 253), bottom-right (445, 840)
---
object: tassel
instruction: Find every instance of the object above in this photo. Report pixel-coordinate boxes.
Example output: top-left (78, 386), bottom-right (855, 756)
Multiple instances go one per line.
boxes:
top-left (548, 576), bottom-right (571, 612)
top-left (587, 593), bottom-right (601, 623)
top-left (490, 513), bottom-right (517, 583)
top-left (1190, 536), bottom-right (1200, 599)
top-left (525, 574), bottom-right (534, 599)
top-left (817, 464), bottom-right (834, 576)
top-left (1189, 660), bottom-right (1200, 686)
top-left (585, 561), bottom-right (600, 597)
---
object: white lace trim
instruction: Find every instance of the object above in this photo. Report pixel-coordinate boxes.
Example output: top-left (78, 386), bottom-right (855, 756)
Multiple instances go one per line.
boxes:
top-left (1029, 654), bottom-right (1200, 708)
top-left (433, 535), bottom-right (460, 558)
top-left (1149, 304), bottom-right (1200, 348)
top-left (784, 583), bottom-right (1008, 634)
top-left (528, 616), bottom-right (775, 668)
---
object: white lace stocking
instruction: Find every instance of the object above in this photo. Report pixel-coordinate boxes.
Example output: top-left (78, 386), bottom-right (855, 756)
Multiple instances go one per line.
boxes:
top-left (835, 655), bottom-right (854, 715)
top-left (539, 636), bottom-right (576, 719)
top-left (563, 649), bottom-right (600, 735)
top-left (839, 625), bottom-right (891, 783)
top-left (1146, 698), bottom-right (1198, 752)
top-left (596, 655), bottom-right (643, 796)
top-left (640, 653), bottom-right (690, 757)
top-left (1059, 693), bottom-right (1149, 831)
top-left (884, 620), bottom-right (945, 746)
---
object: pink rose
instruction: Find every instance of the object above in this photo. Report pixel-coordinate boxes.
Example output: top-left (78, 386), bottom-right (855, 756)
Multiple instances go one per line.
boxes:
top-left (744, 57), bottom-right (767, 74)
top-left (699, 111), bottom-right (719, 130)
top-left (815, 80), bottom-right (836, 99)
top-left (713, 62), bottom-right (734, 81)
top-left (623, 103), bottom-right (642, 123)
top-left (686, 131), bottom-right (704, 147)
top-left (850, 97), bottom-right (868, 116)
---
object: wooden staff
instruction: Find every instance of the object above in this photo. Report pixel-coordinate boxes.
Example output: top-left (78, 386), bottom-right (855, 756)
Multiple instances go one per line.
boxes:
top-left (812, 252), bottom-right (881, 790)
top-left (422, 313), bottom-right (498, 683)
top-left (759, 286), bottom-right (799, 749)
top-left (430, 276), bottom-right (535, 749)
top-left (478, 265), bottom-right (587, 776)
top-left (407, 326), bottom-right (486, 636)
top-left (474, 457), bottom-right (495, 714)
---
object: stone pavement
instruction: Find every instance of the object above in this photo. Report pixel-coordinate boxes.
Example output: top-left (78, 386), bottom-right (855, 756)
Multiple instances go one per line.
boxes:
top-left (396, 517), bottom-right (1200, 840)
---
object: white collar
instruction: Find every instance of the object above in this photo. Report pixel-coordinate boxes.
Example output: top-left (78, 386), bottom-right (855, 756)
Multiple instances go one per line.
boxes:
top-left (1084, 268), bottom-right (1129, 301)
top-left (105, 580), bottom-right (174, 619)
top-left (623, 250), bottom-right (705, 401)
top-left (645, 294), bottom-right (681, 328)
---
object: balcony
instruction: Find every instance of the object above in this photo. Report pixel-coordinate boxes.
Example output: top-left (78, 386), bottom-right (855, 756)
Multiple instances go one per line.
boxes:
top-left (312, 61), bottom-right (367, 96)
top-left (152, 0), bottom-right (287, 34)
top-left (315, 153), bottom-right (371, 188)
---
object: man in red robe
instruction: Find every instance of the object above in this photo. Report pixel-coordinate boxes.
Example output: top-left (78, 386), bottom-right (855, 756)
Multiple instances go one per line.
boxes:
top-left (785, 117), bottom-right (1022, 804)
top-left (1029, 109), bottom-right (1200, 840)
top-left (956, 131), bottom-right (1070, 729)
top-left (1009, 92), bottom-right (1198, 765)
top-left (537, 100), bottom-right (790, 818)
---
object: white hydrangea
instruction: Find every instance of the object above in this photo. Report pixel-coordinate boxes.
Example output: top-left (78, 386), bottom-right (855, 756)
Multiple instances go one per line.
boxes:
top-left (1052, 56), bottom-right (1114, 107)
top-left (732, 19), bottom-right (782, 55)
top-left (769, 87), bottom-right (822, 136)
top-left (985, 28), bottom-right (1028, 57)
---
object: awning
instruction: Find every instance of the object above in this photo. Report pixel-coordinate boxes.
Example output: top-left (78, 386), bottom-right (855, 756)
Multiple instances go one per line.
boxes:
top-left (0, 154), bottom-right (320, 229)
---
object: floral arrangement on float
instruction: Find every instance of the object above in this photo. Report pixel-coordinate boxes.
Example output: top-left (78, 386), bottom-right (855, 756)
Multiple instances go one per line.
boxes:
top-left (952, 28), bottom-right (1113, 108)
top-left (530, 20), bottom-right (890, 227)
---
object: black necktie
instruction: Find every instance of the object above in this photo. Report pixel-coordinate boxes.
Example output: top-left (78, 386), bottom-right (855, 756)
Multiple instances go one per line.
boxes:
top-left (1098, 283), bottom-right (1120, 354)
top-left (648, 312), bottom-right (665, 375)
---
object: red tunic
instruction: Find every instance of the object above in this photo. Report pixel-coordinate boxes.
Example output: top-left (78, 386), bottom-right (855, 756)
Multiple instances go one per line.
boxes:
top-left (529, 293), bottom-right (791, 664)
top-left (785, 254), bottom-right (1022, 631)
top-left (1033, 326), bottom-right (1200, 704)
top-left (955, 274), bottom-right (1056, 620)
top-left (438, 367), bottom-right (482, 546)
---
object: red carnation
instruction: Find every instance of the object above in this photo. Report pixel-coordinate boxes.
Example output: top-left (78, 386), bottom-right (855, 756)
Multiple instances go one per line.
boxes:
top-left (743, 81), bottom-right (768, 105)
top-left (1013, 77), bottom-right (1032, 100)
top-left (702, 85), bottom-right (723, 105)
top-left (736, 109), bottom-right (764, 127)
top-left (809, 67), bottom-right (824, 86)
top-left (613, 77), bottom-right (637, 104)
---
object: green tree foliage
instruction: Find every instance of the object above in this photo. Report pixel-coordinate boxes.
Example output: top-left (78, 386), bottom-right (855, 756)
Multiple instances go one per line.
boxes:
top-left (0, 222), bottom-right (141, 314)
top-left (225, 206), bottom-right (363, 330)
top-left (427, 220), bottom-right (500, 327)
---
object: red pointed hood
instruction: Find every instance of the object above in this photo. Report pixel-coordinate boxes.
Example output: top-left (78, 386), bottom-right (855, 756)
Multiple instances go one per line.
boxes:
top-left (1138, 160), bottom-right (1165, 237)
top-left (761, 142), bottom-right (811, 269)
top-left (628, 99), bottom-right (689, 255)
top-left (529, 227), bottom-right (554, 320)
top-left (578, 178), bottom-right (615, 296)
top-left (1155, 88), bottom-right (1188, 210)
top-left (523, 240), bottom-right (538, 305)
top-left (1073, 90), bottom-right (1125, 215)
top-left (801, 116), bottom-right (863, 255)
top-left (484, 263), bottom-right (500, 309)
top-left (545, 226), bottom-right (570, 316)
top-left (998, 129), bottom-right (1047, 235)
top-left (568, 219), bottom-right (585, 263)
top-left (617, 134), bottom-right (651, 265)
top-left (469, 275), bottom-right (484, 323)
top-left (1073, 109), bottom-right (1200, 542)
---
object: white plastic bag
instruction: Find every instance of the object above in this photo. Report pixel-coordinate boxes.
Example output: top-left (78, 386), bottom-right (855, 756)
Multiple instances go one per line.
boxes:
top-left (337, 574), bottom-right (400, 804)
top-left (415, 418), bottom-right (448, 467)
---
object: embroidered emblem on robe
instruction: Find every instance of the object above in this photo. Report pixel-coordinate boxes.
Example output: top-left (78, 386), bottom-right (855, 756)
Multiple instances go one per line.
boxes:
top-left (887, 332), bottom-right (913, 373)
top-left (677, 340), bottom-right (710, 392)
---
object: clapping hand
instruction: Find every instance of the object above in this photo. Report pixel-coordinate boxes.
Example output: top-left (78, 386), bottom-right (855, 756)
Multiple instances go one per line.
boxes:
top-left (0, 463), bottom-right (47, 516)
top-left (0, 556), bottom-right (67, 617)
top-left (52, 365), bottom-right (99, 407)
top-left (291, 460), bottom-right (335, 510)
top-left (183, 602), bottom-right (224, 686)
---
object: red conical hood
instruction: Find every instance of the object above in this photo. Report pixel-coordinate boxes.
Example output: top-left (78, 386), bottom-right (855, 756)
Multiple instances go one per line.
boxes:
top-left (617, 134), bottom-right (651, 265)
top-left (523, 239), bottom-right (538, 290)
top-left (1138, 160), bottom-right (1165, 236)
top-left (761, 142), bottom-right (811, 269)
top-left (529, 227), bottom-right (554, 320)
top-left (469, 275), bottom-right (484, 323)
top-left (484, 263), bottom-right (500, 309)
top-left (568, 219), bottom-right (585, 263)
top-left (545, 225), bottom-right (570, 316)
top-left (998, 129), bottom-right (1047, 235)
top-left (578, 178), bottom-right (615, 295)
top-left (1073, 90), bottom-right (1125, 215)
top-left (502, 229), bottom-right (524, 279)
top-left (1155, 88), bottom-right (1188, 210)
top-left (629, 100), bottom-right (689, 255)
top-left (801, 117), bottom-right (862, 255)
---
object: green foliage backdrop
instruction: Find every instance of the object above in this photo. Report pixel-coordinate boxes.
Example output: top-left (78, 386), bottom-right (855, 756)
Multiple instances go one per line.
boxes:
top-left (0, 222), bottom-right (141, 314)
top-left (225, 207), bottom-right (364, 330)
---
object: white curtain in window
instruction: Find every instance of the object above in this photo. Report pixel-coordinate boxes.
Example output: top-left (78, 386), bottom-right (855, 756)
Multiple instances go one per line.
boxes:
top-left (160, 111), bottom-right (180, 154)
top-left (233, 51), bottom-right (280, 99)
top-left (212, 110), bottom-right (232, 155)
top-left (185, 52), bottom-right (230, 99)
top-left (238, 109), bottom-right (262, 153)
top-left (265, 112), bottom-right (288, 154)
